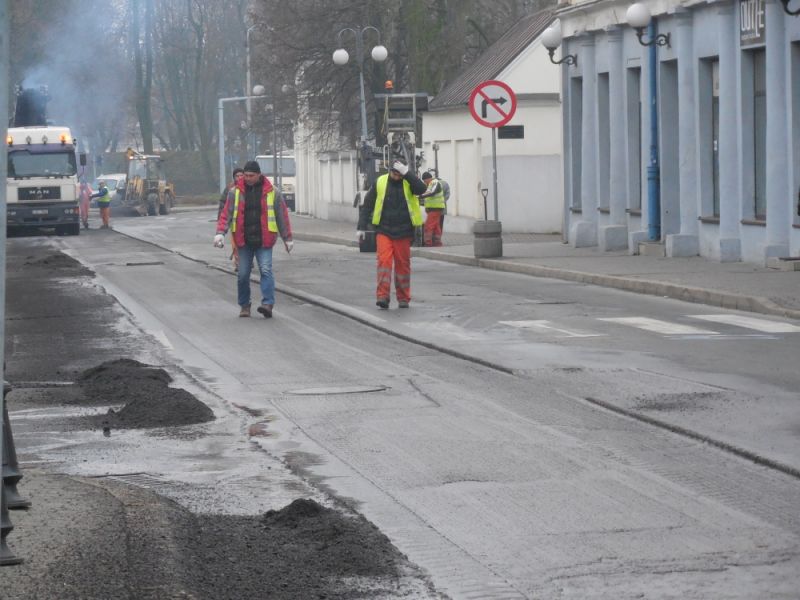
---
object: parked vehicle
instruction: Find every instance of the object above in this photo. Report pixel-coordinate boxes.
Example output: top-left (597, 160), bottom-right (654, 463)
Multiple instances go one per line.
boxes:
top-left (122, 149), bottom-right (175, 216)
top-left (255, 154), bottom-right (295, 211)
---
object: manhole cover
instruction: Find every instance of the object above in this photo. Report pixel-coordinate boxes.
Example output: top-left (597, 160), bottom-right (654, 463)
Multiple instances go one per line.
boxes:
top-left (286, 385), bottom-right (388, 396)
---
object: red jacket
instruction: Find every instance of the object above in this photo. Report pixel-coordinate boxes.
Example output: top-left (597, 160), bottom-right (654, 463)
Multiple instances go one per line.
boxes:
top-left (216, 175), bottom-right (292, 248)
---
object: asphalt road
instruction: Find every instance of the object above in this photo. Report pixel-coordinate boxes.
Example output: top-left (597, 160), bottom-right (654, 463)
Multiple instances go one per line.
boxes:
top-left (6, 212), bottom-right (800, 599)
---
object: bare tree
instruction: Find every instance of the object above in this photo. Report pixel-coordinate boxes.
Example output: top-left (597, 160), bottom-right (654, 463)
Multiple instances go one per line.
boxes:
top-left (131, 0), bottom-right (155, 153)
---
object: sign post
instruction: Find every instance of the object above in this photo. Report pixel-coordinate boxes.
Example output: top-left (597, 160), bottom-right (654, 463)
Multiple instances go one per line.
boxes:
top-left (469, 80), bottom-right (517, 221)
top-left (469, 80), bottom-right (516, 258)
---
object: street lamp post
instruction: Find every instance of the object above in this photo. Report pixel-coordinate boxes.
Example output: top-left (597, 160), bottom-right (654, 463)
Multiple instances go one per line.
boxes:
top-left (246, 23), bottom-right (268, 157)
top-left (332, 26), bottom-right (388, 142)
top-left (218, 85), bottom-right (266, 194)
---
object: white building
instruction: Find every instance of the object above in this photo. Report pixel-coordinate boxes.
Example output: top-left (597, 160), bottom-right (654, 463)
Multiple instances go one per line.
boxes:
top-left (421, 9), bottom-right (564, 234)
top-left (551, 0), bottom-right (800, 264)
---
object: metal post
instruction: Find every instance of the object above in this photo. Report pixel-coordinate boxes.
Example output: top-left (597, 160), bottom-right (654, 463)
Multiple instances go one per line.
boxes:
top-left (218, 99), bottom-right (225, 194)
top-left (647, 20), bottom-right (661, 241)
top-left (218, 94), bottom-right (268, 194)
top-left (272, 105), bottom-right (278, 186)
top-left (0, 0), bottom-right (22, 567)
top-left (433, 143), bottom-right (439, 177)
top-left (246, 32), bottom-right (252, 157)
top-left (492, 127), bottom-right (499, 221)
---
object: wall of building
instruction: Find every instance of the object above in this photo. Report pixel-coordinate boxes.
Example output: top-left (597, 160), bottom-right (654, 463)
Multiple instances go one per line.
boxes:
top-left (558, 0), bottom-right (800, 264)
top-left (421, 40), bottom-right (564, 234)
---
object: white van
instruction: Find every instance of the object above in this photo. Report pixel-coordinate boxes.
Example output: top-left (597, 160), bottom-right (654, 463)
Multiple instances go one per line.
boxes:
top-left (255, 154), bottom-right (295, 211)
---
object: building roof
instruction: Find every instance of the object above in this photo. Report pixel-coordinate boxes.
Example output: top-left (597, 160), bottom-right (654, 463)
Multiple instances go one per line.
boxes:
top-left (429, 8), bottom-right (555, 111)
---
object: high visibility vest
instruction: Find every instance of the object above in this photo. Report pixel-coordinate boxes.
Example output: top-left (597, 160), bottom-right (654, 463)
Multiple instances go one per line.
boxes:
top-left (372, 174), bottom-right (423, 227)
top-left (231, 188), bottom-right (277, 233)
top-left (422, 178), bottom-right (445, 209)
top-left (96, 186), bottom-right (111, 205)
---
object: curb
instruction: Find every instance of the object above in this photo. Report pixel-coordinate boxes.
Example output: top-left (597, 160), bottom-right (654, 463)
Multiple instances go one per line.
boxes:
top-left (293, 233), bottom-right (800, 322)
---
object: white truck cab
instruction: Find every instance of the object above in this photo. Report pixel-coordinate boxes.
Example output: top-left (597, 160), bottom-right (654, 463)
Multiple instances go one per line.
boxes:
top-left (6, 125), bottom-right (83, 235)
top-left (255, 154), bottom-right (296, 211)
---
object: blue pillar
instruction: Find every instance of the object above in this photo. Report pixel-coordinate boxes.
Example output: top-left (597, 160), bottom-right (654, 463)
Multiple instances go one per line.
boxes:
top-left (571, 37), bottom-right (598, 248)
top-left (646, 21), bottom-right (661, 241)
top-left (762, 0), bottom-right (791, 261)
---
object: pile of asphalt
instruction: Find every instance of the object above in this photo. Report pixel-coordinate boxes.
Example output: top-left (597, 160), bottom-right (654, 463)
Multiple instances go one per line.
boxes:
top-left (77, 358), bottom-right (215, 430)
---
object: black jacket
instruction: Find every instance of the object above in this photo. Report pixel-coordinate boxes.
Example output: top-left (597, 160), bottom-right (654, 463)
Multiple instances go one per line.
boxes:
top-left (357, 172), bottom-right (427, 239)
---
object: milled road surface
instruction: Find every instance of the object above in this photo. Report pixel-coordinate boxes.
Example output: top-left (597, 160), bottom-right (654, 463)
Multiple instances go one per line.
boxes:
top-left (3, 236), bottom-right (438, 600)
top-left (4, 217), bottom-right (800, 599)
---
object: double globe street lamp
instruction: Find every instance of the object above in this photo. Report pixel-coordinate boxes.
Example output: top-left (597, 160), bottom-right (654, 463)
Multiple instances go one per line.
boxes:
top-left (332, 26), bottom-right (388, 142)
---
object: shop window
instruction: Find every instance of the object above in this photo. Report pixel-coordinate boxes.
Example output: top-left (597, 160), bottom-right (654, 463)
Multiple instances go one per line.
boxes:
top-left (626, 67), bottom-right (642, 211)
top-left (570, 77), bottom-right (583, 210)
top-left (598, 72), bottom-right (610, 211)
top-left (752, 49), bottom-right (767, 220)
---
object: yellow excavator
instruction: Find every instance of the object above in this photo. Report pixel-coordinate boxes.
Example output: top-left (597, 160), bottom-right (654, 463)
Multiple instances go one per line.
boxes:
top-left (123, 148), bottom-right (175, 216)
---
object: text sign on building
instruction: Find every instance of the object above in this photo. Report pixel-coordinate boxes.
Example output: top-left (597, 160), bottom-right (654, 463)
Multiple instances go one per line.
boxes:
top-left (740, 0), bottom-right (765, 47)
top-left (469, 80), bottom-right (517, 128)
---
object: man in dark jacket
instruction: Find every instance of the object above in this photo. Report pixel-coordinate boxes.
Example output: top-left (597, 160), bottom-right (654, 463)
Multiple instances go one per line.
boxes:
top-left (357, 160), bottom-right (427, 309)
top-left (214, 160), bottom-right (293, 318)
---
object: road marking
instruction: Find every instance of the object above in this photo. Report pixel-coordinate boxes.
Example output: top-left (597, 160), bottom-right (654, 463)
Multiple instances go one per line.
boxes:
top-left (598, 317), bottom-right (719, 336)
top-left (688, 314), bottom-right (800, 333)
top-left (498, 320), bottom-right (604, 338)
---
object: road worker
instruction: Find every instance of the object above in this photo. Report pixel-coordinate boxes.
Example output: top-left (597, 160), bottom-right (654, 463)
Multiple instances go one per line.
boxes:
top-left (214, 160), bottom-right (293, 318)
top-left (357, 160), bottom-right (427, 309)
top-left (418, 172), bottom-right (445, 247)
top-left (91, 180), bottom-right (112, 229)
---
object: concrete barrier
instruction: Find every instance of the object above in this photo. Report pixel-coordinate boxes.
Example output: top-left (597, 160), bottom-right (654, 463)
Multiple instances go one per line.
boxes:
top-left (473, 220), bottom-right (503, 258)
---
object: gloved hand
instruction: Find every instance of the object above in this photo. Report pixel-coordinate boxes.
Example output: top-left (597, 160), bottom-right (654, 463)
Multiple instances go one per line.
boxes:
top-left (357, 230), bottom-right (366, 242)
top-left (213, 234), bottom-right (225, 248)
top-left (391, 161), bottom-right (409, 176)
top-left (284, 239), bottom-right (294, 254)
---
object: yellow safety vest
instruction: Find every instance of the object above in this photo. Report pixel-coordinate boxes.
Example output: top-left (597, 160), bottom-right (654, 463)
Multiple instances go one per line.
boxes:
top-left (372, 174), bottom-right (423, 227)
top-left (232, 188), bottom-right (277, 233)
top-left (422, 178), bottom-right (445, 209)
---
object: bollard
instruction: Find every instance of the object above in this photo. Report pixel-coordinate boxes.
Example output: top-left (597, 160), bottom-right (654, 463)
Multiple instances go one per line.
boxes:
top-left (473, 219), bottom-right (503, 258)
top-left (2, 382), bottom-right (30, 510)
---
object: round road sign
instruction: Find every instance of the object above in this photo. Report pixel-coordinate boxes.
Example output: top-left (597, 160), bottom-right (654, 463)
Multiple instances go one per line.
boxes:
top-left (469, 80), bottom-right (517, 128)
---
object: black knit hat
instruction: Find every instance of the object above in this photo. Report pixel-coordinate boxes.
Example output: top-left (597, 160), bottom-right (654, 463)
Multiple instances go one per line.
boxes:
top-left (243, 160), bottom-right (261, 174)
top-left (421, 172), bottom-right (432, 180)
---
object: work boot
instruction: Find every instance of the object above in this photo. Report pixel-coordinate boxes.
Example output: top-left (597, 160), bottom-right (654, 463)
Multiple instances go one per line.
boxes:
top-left (376, 299), bottom-right (389, 310)
top-left (398, 300), bottom-right (409, 309)
top-left (257, 304), bottom-right (273, 318)
top-left (82, 220), bottom-right (89, 230)
top-left (239, 304), bottom-right (251, 318)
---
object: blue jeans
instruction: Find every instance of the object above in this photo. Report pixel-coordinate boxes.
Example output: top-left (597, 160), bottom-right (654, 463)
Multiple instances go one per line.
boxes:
top-left (236, 245), bottom-right (274, 307)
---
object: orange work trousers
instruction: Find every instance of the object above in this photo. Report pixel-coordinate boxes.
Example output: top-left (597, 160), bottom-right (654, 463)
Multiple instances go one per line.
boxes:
top-left (423, 208), bottom-right (443, 247)
top-left (376, 233), bottom-right (412, 303)
top-left (99, 205), bottom-right (111, 227)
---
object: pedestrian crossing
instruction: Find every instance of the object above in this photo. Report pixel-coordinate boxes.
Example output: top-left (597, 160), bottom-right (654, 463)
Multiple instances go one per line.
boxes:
top-left (499, 313), bottom-right (800, 339)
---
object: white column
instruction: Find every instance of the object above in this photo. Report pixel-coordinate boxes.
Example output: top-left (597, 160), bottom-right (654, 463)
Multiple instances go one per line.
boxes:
top-left (717, 2), bottom-right (741, 262)
top-left (667, 8), bottom-right (700, 257)
top-left (761, 0), bottom-right (791, 261)
top-left (600, 27), bottom-right (628, 251)
top-left (571, 37), bottom-right (598, 248)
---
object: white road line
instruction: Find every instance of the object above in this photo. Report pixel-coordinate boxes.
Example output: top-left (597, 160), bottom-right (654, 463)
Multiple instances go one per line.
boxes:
top-left (688, 314), bottom-right (800, 333)
top-left (498, 320), bottom-right (604, 337)
top-left (598, 317), bottom-right (719, 336)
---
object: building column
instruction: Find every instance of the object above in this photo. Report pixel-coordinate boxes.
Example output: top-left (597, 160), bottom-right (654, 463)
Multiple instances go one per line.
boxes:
top-left (571, 37), bottom-right (598, 248)
top-left (762, 0), bottom-right (791, 261)
top-left (667, 9), bottom-right (700, 257)
top-left (717, 1), bottom-right (741, 262)
top-left (600, 27), bottom-right (628, 251)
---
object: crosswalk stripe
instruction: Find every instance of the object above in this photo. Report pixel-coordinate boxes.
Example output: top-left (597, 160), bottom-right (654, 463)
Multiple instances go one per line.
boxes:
top-left (688, 314), bottom-right (800, 333)
top-left (498, 320), bottom-right (604, 338)
top-left (597, 317), bottom-right (719, 335)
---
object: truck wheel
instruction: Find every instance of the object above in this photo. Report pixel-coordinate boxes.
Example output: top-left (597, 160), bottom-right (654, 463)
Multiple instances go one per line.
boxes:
top-left (147, 194), bottom-right (158, 216)
top-left (68, 223), bottom-right (81, 236)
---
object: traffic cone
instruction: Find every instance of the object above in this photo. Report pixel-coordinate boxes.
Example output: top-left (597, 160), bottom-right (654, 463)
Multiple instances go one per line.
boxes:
top-left (0, 490), bottom-right (23, 566)
top-left (2, 382), bottom-right (30, 510)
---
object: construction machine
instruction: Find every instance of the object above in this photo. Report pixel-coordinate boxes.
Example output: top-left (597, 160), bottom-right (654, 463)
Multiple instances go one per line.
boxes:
top-left (122, 148), bottom-right (175, 216)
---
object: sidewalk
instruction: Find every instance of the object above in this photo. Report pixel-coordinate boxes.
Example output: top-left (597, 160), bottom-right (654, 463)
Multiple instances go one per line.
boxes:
top-left (289, 214), bottom-right (800, 320)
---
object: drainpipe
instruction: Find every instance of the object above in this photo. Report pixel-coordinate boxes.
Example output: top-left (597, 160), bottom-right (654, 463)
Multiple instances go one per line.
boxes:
top-left (647, 21), bottom-right (661, 241)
